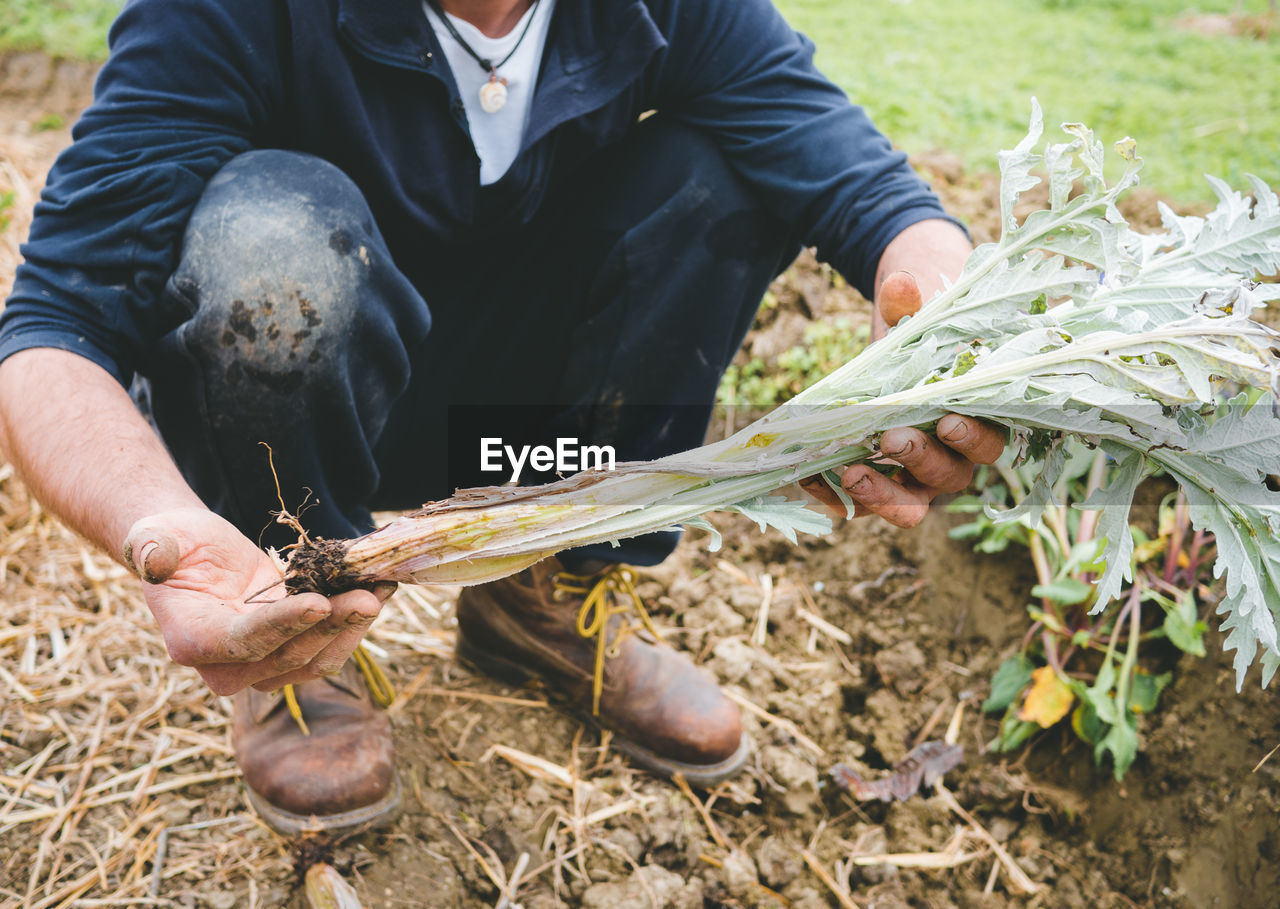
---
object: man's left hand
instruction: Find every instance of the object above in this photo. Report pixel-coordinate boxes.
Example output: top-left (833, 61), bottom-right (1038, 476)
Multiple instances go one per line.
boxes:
top-left (800, 269), bottom-right (1005, 528)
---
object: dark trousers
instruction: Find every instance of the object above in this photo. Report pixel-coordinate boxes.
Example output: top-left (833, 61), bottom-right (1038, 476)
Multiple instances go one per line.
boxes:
top-left (140, 119), bottom-right (797, 565)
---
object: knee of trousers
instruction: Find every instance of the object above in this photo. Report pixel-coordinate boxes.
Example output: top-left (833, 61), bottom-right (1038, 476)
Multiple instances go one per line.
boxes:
top-left (168, 149), bottom-right (420, 390)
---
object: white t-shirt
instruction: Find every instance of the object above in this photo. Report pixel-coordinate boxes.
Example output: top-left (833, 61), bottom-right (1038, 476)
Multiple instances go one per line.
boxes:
top-left (424, 0), bottom-right (557, 185)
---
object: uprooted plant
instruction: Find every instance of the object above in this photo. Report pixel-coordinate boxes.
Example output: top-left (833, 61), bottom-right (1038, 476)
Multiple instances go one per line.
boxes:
top-left (284, 100), bottom-right (1280, 686)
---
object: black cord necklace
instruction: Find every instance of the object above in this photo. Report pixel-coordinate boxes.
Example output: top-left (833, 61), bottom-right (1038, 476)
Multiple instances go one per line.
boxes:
top-left (425, 0), bottom-right (543, 113)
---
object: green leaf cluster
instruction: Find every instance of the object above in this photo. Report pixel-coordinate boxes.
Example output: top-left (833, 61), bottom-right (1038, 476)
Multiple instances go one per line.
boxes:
top-left (964, 434), bottom-right (1212, 778)
top-left (718, 317), bottom-right (869, 408)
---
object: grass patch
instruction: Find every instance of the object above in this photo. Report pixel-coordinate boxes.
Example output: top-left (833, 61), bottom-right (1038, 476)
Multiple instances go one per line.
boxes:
top-left (0, 0), bottom-right (118, 61)
top-left (777, 0), bottom-right (1279, 202)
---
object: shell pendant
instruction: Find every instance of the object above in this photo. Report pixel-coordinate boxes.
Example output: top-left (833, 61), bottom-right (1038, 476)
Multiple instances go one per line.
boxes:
top-left (479, 73), bottom-right (508, 113)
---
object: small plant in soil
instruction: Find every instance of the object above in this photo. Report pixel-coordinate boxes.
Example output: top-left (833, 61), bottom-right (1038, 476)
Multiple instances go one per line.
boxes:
top-left (951, 440), bottom-right (1214, 778)
top-left (718, 316), bottom-right (870, 408)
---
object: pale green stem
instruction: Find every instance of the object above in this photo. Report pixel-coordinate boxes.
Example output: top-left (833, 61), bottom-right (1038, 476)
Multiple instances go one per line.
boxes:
top-left (1076, 450), bottom-right (1109, 545)
top-left (1115, 586), bottom-right (1143, 717)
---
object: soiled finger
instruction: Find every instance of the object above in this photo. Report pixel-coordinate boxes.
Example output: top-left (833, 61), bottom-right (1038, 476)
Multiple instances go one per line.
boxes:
top-left (196, 663), bottom-right (259, 697)
top-left (249, 665), bottom-right (331, 692)
top-left (220, 591), bottom-right (332, 663)
top-left (937, 414), bottom-right (1006, 465)
top-left (254, 618), bottom-right (346, 677)
top-left (202, 589), bottom-right (383, 694)
top-left (877, 271), bottom-right (923, 328)
top-left (840, 464), bottom-right (932, 528)
top-left (880, 427), bottom-right (974, 494)
top-left (799, 475), bottom-right (850, 520)
top-left (197, 617), bottom-right (348, 695)
top-left (249, 586), bottom-right (384, 689)
top-left (122, 520), bottom-right (182, 584)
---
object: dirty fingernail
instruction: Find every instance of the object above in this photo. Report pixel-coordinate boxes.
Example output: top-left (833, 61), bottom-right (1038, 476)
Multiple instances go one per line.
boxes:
top-left (847, 476), bottom-right (873, 497)
top-left (942, 420), bottom-right (969, 442)
top-left (137, 542), bottom-right (172, 583)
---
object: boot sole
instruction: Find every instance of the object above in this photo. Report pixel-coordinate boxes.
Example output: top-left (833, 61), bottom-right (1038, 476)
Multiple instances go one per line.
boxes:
top-left (456, 636), bottom-right (752, 787)
top-left (245, 772), bottom-right (402, 837)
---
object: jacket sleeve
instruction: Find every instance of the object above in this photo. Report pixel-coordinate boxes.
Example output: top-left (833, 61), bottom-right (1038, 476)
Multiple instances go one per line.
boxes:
top-left (0, 0), bottom-right (284, 386)
top-left (646, 0), bottom-right (964, 299)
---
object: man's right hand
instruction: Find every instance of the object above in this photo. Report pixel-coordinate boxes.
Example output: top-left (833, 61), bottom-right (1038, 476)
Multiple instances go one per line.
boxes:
top-left (0, 352), bottom-right (395, 699)
top-left (123, 508), bottom-right (392, 695)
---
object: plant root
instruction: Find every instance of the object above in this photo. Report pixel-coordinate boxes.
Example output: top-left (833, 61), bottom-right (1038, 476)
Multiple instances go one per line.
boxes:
top-left (283, 537), bottom-right (367, 596)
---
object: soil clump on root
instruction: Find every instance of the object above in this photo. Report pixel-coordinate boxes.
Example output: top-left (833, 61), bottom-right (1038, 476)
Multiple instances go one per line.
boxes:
top-left (283, 537), bottom-right (363, 596)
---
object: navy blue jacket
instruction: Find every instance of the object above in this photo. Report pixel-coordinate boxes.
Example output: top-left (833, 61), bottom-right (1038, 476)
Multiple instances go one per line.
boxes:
top-left (0, 0), bottom-right (958, 386)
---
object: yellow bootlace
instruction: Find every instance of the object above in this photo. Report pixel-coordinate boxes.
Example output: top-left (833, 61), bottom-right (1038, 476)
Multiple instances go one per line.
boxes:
top-left (282, 643), bottom-right (395, 737)
top-left (553, 565), bottom-right (661, 716)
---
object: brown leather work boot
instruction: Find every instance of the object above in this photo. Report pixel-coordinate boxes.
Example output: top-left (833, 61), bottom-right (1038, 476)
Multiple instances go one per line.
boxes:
top-left (231, 658), bottom-right (399, 835)
top-left (456, 558), bottom-right (749, 786)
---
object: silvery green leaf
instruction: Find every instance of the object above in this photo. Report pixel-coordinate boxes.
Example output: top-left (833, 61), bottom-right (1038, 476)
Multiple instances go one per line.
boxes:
top-left (947, 252), bottom-right (1095, 331)
top-left (1071, 280), bottom-right (1230, 333)
top-left (977, 326), bottom-right (1077, 372)
top-left (1061, 121), bottom-right (1106, 195)
top-left (680, 517), bottom-right (722, 552)
top-left (1081, 450), bottom-right (1146, 610)
top-left (874, 333), bottom-right (944, 394)
top-left (988, 437), bottom-right (1066, 526)
top-left (727, 495), bottom-right (832, 543)
top-left (1027, 378), bottom-right (1186, 448)
top-left (945, 391), bottom-right (1142, 448)
top-left (1142, 173), bottom-right (1280, 279)
top-left (1250, 173), bottom-right (1280, 219)
top-left (1182, 392), bottom-right (1280, 479)
top-left (1261, 649), bottom-right (1280, 688)
top-left (1107, 137), bottom-right (1144, 220)
top-left (1158, 200), bottom-right (1205, 247)
top-left (1039, 217), bottom-right (1139, 281)
top-left (1256, 282), bottom-right (1280, 304)
top-left (1163, 464), bottom-right (1280, 686)
top-left (820, 469), bottom-right (856, 520)
top-left (997, 99), bottom-right (1044, 236)
top-left (1043, 136), bottom-right (1083, 211)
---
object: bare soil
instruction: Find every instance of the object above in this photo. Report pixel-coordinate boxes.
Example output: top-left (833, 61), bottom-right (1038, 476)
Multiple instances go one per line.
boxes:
top-left (2, 52), bottom-right (1279, 909)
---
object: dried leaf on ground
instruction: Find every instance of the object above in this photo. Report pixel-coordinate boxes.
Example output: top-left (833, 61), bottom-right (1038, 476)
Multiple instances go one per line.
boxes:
top-left (830, 741), bottom-right (964, 802)
top-left (1018, 666), bottom-right (1076, 727)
